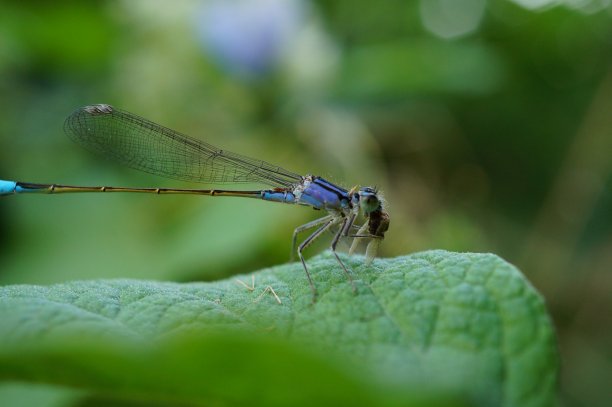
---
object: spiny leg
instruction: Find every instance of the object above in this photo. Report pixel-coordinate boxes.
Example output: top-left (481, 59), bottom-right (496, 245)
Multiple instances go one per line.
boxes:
top-left (330, 215), bottom-right (357, 293)
top-left (342, 212), bottom-right (357, 237)
top-left (297, 217), bottom-right (338, 302)
top-left (291, 215), bottom-right (333, 261)
top-left (333, 212), bottom-right (358, 254)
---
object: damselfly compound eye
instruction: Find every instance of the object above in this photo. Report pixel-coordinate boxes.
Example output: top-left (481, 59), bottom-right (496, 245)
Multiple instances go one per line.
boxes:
top-left (359, 187), bottom-right (380, 214)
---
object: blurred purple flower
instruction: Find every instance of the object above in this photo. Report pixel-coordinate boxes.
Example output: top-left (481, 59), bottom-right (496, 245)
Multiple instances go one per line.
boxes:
top-left (195, 0), bottom-right (305, 78)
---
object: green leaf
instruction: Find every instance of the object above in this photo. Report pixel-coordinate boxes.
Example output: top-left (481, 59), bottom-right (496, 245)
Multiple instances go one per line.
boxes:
top-left (0, 250), bottom-right (557, 407)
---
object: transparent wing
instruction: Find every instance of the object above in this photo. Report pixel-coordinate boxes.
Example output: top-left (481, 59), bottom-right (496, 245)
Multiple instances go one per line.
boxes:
top-left (64, 104), bottom-right (302, 188)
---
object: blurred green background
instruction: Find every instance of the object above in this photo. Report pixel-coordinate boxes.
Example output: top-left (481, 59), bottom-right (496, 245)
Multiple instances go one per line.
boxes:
top-left (0, 0), bottom-right (610, 406)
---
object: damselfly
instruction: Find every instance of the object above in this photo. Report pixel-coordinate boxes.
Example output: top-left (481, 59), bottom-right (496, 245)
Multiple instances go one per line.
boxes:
top-left (0, 104), bottom-right (389, 300)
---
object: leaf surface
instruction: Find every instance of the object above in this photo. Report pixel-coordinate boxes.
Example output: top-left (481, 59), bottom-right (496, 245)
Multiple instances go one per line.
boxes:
top-left (0, 250), bottom-right (558, 407)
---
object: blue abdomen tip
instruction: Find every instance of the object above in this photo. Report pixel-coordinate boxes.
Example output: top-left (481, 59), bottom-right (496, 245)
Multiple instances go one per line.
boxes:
top-left (0, 180), bottom-right (17, 195)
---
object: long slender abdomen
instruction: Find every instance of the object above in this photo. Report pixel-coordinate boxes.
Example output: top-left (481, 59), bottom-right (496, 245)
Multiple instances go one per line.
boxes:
top-left (0, 180), bottom-right (48, 195)
top-left (0, 180), bottom-right (17, 195)
top-left (0, 179), bottom-right (300, 203)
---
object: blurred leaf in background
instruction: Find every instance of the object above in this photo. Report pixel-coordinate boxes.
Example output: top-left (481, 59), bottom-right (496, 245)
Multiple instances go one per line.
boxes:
top-left (0, 0), bottom-right (610, 406)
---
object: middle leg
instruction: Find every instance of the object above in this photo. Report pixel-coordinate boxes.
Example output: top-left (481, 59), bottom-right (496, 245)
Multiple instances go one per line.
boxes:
top-left (297, 217), bottom-right (338, 302)
top-left (330, 214), bottom-right (357, 293)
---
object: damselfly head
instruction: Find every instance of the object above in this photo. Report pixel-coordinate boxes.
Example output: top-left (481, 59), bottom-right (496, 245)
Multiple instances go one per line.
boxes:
top-left (348, 187), bottom-right (389, 265)
top-left (357, 186), bottom-right (381, 214)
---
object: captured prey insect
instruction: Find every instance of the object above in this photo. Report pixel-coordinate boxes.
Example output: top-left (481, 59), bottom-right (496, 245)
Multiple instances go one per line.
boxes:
top-left (0, 104), bottom-right (390, 300)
